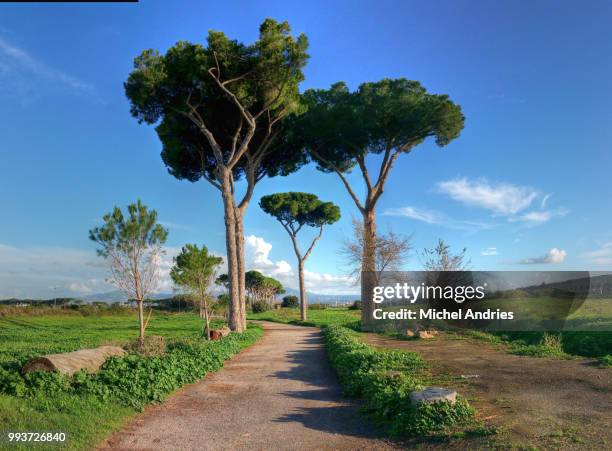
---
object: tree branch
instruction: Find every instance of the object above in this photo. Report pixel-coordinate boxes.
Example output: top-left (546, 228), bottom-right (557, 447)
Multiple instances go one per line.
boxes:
top-left (310, 149), bottom-right (365, 213)
top-left (303, 225), bottom-right (323, 261)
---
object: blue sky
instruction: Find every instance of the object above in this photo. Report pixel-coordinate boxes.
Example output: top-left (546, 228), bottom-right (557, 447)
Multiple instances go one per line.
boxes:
top-left (1, 0), bottom-right (611, 298)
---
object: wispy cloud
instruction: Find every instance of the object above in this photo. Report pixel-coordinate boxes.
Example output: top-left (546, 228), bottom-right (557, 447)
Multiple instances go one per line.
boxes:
top-left (509, 208), bottom-right (569, 227)
top-left (481, 247), bottom-right (498, 256)
top-left (519, 248), bottom-right (567, 264)
top-left (383, 205), bottom-right (494, 232)
top-left (383, 206), bottom-right (443, 224)
top-left (540, 193), bottom-right (553, 209)
top-left (0, 36), bottom-right (95, 104)
top-left (437, 177), bottom-right (567, 227)
top-left (437, 177), bottom-right (538, 216)
top-left (582, 242), bottom-right (612, 265)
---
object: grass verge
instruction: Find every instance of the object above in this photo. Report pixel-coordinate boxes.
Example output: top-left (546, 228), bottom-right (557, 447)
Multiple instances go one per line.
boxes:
top-left (323, 325), bottom-right (474, 436)
top-left (0, 324), bottom-right (263, 450)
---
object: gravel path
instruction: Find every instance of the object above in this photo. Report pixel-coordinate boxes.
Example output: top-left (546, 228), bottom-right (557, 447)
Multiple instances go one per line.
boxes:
top-left (102, 322), bottom-right (397, 450)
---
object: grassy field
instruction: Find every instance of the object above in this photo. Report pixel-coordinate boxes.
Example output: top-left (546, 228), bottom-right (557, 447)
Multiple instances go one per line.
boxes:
top-left (0, 312), bottom-right (215, 366)
top-left (0, 312), bottom-right (261, 450)
top-left (248, 307), bottom-right (360, 328)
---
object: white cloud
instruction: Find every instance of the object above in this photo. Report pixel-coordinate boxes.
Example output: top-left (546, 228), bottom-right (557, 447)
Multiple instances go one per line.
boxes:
top-left (384, 206), bottom-right (442, 224)
top-left (582, 242), bottom-right (612, 265)
top-left (509, 208), bottom-right (568, 227)
top-left (244, 235), bottom-right (356, 294)
top-left (0, 243), bottom-right (111, 298)
top-left (0, 243), bottom-right (181, 298)
top-left (519, 248), bottom-right (567, 264)
top-left (437, 177), bottom-right (538, 216)
top-left (541, 193), bottom-right (553, 209)
top-left (481, 247), bottom-right (498, 256)
top-left (383, 206), bottom-right (494, 231)
top-left (245, 235), bottom-right (292, 277)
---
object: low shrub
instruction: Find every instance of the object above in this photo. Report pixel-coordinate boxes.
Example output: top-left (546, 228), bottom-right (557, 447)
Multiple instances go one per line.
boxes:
top-left (281, 295), bottom-right (299, 308)
top-left (323, 325), bottom-right (474, 436)
top-left (599, 354), bottom-right (612, 367)
top-left (126, 335), bottom-right (166, 357)
top-left (348, 300), bottom-right (362, 310)
top-left (309, 303), bottom-right (327, 310)
top-left (251, 301), bottom-right (269, 313)
top-left (511, 332), bottom-right (569, 358)
top-left (0, 326), bottom-right (263, 411)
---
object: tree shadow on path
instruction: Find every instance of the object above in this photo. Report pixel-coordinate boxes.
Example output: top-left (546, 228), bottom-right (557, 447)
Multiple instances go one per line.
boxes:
top-left (267, 327), bottom-right (397, 445)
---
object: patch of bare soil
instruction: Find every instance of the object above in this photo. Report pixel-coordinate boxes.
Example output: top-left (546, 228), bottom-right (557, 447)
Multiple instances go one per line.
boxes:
top-left (362, 333), bottom-right (611, 449)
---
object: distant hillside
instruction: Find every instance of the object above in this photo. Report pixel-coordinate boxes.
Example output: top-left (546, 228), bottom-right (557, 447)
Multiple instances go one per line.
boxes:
top-left (80, 291), bottom-right (174, 302)
top-left (282, 288), bottom-right (359, 304)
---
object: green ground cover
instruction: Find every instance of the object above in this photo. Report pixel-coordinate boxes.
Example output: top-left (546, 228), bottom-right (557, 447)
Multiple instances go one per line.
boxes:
top-left (323, 325), bottom-right (476, 436)
top-left (0, 312), bottom-right (262, 450)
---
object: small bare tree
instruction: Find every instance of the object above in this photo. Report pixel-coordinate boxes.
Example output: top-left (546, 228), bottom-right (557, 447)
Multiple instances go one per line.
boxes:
top-left (89, 200), bottom-right (168, 346)
top-left (341, 218), bottom-right (412, 284)
top-left (420, 239), bottom-right (470, 271)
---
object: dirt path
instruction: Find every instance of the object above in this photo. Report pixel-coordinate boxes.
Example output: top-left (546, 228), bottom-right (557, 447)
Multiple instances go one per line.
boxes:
top-left (102, 322), bottom-right (397, 450)
top-left (362, 333), bottom-right (612, 449)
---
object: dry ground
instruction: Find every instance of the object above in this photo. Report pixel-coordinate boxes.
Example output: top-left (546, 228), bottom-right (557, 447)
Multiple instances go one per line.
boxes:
top-left (363, 333), bottom-right (612, 450)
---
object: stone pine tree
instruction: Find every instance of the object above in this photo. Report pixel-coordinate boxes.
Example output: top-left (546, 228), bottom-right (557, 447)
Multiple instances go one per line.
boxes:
top-left (89, 200), bottom-right (168, 346)
top-left (297, 79), bottom-right (464, 326)
top-left (170, 244), bottom-right (223, 339)
top-left (259, 192), bottom-right (340, 320)
top-left (245, 270), bottom-right (265, 308)
top-left (124, 19), bottom-right (309, 332)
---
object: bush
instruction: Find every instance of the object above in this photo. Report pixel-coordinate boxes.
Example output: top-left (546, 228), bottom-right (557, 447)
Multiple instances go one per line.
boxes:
top-left (323, 326), bottom-right (474, 436)
top-left (125, 335), bottom-right (166, 357)
top-left (348, 300), bottom-right (362, 310)
top-left (309, 303), bottom-right (327, 310)
top-left (281, 295), bottom-right (299, 308)
top-left (599, 354), bottom-right (612, 367)
top-left (251, 301), bottom-right (269, 313)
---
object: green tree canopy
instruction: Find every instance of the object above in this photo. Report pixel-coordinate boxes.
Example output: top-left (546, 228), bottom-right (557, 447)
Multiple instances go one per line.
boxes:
top-left (215, 273), bottom-right (229, 289)
top-left (295, 78), bottom-right (464, 324)
top-left (245, 270), bottom-right (266, 290)
top-left (170, 244), bottom-right (223, 289)
top-left (300, 79), bottom-right (464, 188)
top-left (259, 192), bottom-right (341, 234)
top-left (170, 244), bottom-right (223, 338)
top-left (124, 19), bottom-right (309, 187)
top-left (124, 19), bottom-right (310, 332)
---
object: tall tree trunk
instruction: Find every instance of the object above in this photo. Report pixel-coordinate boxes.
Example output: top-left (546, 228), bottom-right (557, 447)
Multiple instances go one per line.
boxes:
top-left (298, 259), bottom-right (307, 321)
top-left (221, 174), bottom-right (244, 332)
top-left (137, 299), bottom-right (145, 347)
top-left (361, 207), bottom-right (377, 329)
top-left (234, 212), bottom-right (247, 330)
